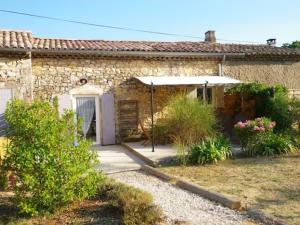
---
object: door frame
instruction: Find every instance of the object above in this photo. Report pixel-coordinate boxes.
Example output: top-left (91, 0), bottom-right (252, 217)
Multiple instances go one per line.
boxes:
top-left (72, 94), bottom-right (101, 145)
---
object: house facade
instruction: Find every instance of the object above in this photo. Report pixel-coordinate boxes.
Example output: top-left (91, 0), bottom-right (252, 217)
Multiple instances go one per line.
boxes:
top-left (0, 29), bottom-right (300, 143)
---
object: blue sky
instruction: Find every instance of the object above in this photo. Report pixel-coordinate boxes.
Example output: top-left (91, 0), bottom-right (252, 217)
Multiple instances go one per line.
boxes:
top-left (0, 0), bottom-right (299, 45)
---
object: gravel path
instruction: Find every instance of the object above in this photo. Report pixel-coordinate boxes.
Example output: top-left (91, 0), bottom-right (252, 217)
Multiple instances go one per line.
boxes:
top-left (110, 171), bottom-right (254, 225)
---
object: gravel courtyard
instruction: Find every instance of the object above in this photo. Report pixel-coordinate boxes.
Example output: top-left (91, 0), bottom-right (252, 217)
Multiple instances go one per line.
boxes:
top-left (110, 171), bottom-right (256, 225)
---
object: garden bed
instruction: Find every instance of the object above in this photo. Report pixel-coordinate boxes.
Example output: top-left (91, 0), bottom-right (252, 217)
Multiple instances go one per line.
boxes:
top-left (160, 153), bottom-right (300, 225)
top-left (0, 191), bottom-right (122, 225)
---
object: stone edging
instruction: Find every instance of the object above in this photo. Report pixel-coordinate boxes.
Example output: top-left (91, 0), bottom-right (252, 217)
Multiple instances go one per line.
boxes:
top-left (141, 165), bottom-right (290, 225)
top-left (141, 165), bottom-right (242, 210)
top-left (121, 142), bottom-right (158, 167)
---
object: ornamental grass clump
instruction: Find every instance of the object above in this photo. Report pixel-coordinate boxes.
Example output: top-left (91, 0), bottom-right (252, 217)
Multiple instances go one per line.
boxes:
top-left (2, 99), bottom-right (103, 216)
top-left (155, 94), bottom-right (217, 164)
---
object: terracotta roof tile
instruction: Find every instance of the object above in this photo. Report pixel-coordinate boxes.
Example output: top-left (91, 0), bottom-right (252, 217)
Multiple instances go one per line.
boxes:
top-left (0, 29), bottom-right (32, 49)
top-left (0, 29), bottom-right (299, 57)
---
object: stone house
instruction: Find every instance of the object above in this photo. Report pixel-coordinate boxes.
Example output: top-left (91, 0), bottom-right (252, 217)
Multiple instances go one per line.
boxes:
top-left (0, 29), bottom-right (300, 144)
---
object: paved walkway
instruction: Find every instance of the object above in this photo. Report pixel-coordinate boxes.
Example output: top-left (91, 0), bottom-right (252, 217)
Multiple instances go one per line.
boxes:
top-left (92, 145), bottom-right (144, 174)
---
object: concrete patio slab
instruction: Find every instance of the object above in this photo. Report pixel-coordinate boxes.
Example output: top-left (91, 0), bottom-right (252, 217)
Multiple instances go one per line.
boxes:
top-left (122, 141), bottom-right (177, 167)
top-left (92, 145), bottom-right (144, 174)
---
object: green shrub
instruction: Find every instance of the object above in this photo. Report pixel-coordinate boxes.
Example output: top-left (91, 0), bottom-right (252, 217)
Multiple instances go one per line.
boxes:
top-left (289, 98), bottom-right (300, 133)
top-left (3, 99), bottom-right (103, 216)
top-left (246, 132), bottom-right (294, 156)
top-left (268, 93), bottom-right (292, 132)
top-left (233, 117), bottom-right (275, 148)
top-left (227, 83), bottom-right (292, 132)
top-left (98, 178), bottom-right (162, 225)
top-left (188, 135), bottom-right (232, 165)
top-left (0, 170), bottom-right (8, 191)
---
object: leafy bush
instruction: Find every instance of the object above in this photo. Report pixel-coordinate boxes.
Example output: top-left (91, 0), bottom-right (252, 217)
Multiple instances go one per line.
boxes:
top-left (234, 117), bottom-right (275, 148)
top-left (3, 99), bottom-right (103, 216)
top-left (98, 178), bottom-right (162, 225)
top-left (246, 132), bottom-right (294, 156)
top-left (0, 137), bottom-right (9, 191)
top-left (227, 83), bottom-right (291, 132)
top-left (0, 137), bottom-right (9, 160)
top-left (0, 170), bottom-right (8, 190)
top-left (289, 98), bottom-right (300, 133)
top-left (268, 93), bottom-right (292, 132)
top-left (188, 135), bottom-right (232, 165)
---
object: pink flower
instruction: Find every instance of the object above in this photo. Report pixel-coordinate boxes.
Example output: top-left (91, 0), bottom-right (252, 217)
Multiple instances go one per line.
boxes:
top-left (256, 118), bottom-right (262, 122)
top-left (268, 124), bottom-right (273, 129)
top-left (253, 126), bottom-right (260, 131)
top-left (239, 123), bottom-right (246, 128)
top-left (259, 127), bottom-right (265, 132)
top-left (257, 121), bottom-right (264, 127)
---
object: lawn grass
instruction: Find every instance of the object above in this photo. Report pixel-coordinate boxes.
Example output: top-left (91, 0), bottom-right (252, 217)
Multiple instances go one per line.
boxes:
top-left (160, 153), bottom-right (300, 225)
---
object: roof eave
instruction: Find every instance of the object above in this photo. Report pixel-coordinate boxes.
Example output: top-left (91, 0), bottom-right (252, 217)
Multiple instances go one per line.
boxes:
top-left (31, 49), bottom-right (246, 58)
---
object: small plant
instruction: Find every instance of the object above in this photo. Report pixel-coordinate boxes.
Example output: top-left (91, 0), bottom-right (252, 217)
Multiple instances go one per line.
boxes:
top-left (246, 132), bottom-right (294, 156)
top-left (3, 99), bottom-right (103, 216)
top-left (99, 178), bottom-right (163, 225)
top-left (188, 135), bottom-right (232, 165)
top-left (234, 117), bottom-right (275, 148)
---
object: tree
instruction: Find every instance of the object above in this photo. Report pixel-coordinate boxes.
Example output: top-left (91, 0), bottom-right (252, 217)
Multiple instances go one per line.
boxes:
top-left (282, 41), bottom-right (300, 48)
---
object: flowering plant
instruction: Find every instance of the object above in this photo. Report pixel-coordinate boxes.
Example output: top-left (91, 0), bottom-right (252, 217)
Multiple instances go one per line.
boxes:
top-left (234, 117), bottom-right (276, 148)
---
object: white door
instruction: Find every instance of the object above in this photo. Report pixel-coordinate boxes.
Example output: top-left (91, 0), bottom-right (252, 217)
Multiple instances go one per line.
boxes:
top-left (73, 95), bottom-right (101, 145)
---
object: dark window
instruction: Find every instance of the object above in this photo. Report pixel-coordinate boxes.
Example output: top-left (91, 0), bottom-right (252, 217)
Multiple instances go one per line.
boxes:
top-left (197, 88), bottom-right (213, 104)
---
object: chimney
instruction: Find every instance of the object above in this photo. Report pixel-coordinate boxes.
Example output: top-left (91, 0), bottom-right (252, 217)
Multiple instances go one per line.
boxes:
top-left (205, 30), bottom-right (216, 42)
top-left (267, 38), bottom-right (276, 46)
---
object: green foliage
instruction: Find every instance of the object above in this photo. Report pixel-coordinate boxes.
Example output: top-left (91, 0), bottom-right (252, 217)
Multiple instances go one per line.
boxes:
top-left (227, 83), bottom-right (291, 132)
top-left (0, 170), bottom-right (8, 191)
top-left (246, 132), bottom-right (294, 156)
top-left (289, 98), bottom-right (300, 133)
top-left (163, 94), bottom-right (217, 145)
top-left (155, 94), bottom-right (217, 164)
top-left (233, 117), bottom-right (275, 148)
top-left (269, 93), bottom-right (293, 132)
top-left (3, 99), bottom-right (103, 216)
top-left (188, 135), bottom-right (232, 165)
top-left (152, 122), bottom-right (169, 145)
top-left (98, 178), bottom-right (162, 225)
top-left (282, 41), bottom-right (300, 48)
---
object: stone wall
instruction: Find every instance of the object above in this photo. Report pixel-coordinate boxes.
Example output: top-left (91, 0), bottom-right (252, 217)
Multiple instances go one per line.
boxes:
top-left (0, 56), bottom-right (32, 99)
top-left (31, 57), bottom-right (300, 141)
top-left (224, 60), bottom-right (300, 89)
top-left (32, 57), bottom-right (219, 141)
top-left (32, 58), bottom-right (219, 98)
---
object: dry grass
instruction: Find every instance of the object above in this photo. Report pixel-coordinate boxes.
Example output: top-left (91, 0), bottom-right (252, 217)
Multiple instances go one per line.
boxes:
top-left (160, 153), bottom-right (300, 225)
